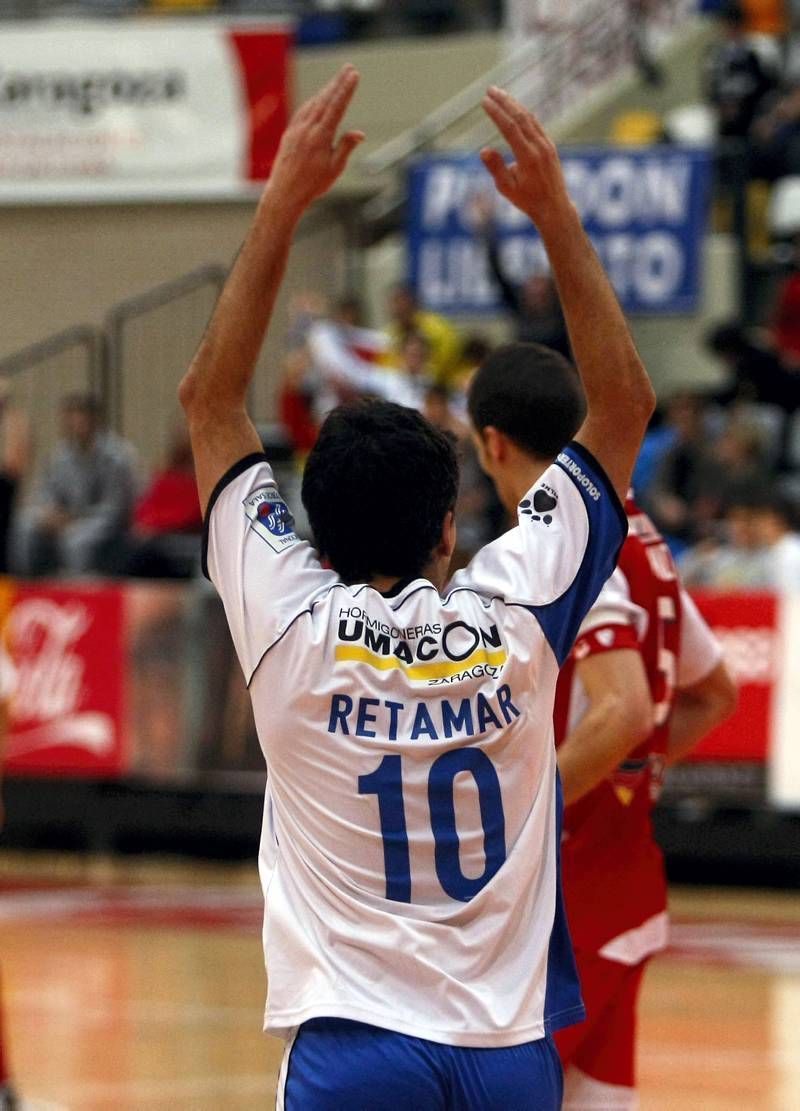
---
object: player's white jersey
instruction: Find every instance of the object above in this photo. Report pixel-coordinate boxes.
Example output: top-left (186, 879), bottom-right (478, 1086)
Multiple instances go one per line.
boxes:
top-left (204, 441), bottom-right (627, 1047)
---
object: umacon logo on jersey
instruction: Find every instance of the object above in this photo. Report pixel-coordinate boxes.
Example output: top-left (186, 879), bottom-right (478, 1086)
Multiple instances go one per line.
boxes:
top-left (335, 605), bottom-right (508, 686)
top-left (243, 486), bottom-right (298, 554)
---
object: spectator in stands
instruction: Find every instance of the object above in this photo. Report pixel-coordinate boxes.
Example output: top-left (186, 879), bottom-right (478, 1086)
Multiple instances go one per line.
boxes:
top-left (751, 490), bottom-right (800, 588)
top-left (680, 491), bottom-right (768, 587)
top-left (422, 382), bottom-right (499, 564)
top-left (769, 241), bottom-right (800, 366)
top-left (14, 394), bottom-right (136, 577)
top-left (705, 321), bottom-right (800, 467)
top-left (643, 392), bottom-right (713, 550)
top-left (385, 283), bottom-right (462, 386)
top-left (0, 381), bottom-right (30, 574)
top-left (123, 425), bottom-right (202, 579)
top-left (749, 83), bottom-right (800, 180)
top-left (280, 347), bottom-right (320, 455)
top-left (454, 334), bottom-right (493, 389)
top-left (706, 321), bottom-right (800, 401)
top-left (704, 2), bottom-right (776, 142)
top-left (472, 194), bottom-right (570, 358)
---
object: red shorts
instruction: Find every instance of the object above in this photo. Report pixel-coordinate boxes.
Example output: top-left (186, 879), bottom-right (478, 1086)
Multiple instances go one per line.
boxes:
top-left (554, 951), bottom-right (647, 1088)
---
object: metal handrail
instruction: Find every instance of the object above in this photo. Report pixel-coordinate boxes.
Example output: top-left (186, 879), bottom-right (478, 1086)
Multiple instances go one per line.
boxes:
top-left (0, 323), bottom-right (107, 406)
top-left (105, 263), bottom-right (227, 429)
top-left (362, 33), bottom-right (569, 176)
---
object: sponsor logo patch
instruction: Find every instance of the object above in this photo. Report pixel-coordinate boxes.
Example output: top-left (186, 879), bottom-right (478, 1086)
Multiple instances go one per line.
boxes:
top-left (243, 486), bottom-right (298, 553)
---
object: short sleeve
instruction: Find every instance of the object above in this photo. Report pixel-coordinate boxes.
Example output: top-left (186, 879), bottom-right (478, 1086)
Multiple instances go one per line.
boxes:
top-left (0, 647), bottom-right (17, 703)
top-left (576, 568), bottom-right (648, 643)
top-left (203, 453), bottom-right (338, 683)
top-left (677, 589), bottom-right (723, 688)
top-left (450, 441), bottom-right (627, 664)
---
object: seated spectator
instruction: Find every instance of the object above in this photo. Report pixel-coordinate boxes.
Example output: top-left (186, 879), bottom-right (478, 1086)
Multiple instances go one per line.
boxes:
top-left (706, 321), bottom-right (800, 403)
top-left (280, 347), bottom-right (320, 456)
top-left (680, 494), bottom-right (768, 587)
top-left (632, 408), bottom-right (678, 501)
top-left (704, 2), bottom-right (776, 143)
top-left (123, 426), bottom-right (202, 579)
top-left (472, 194), bottom-right (570, 358)
top-left (453, 334), bottom-right (493, 391)
top-left (769, 243), bottom-right (800, 367)
top-left (706, 321), bottom-right (800, 466)
top-left (422, 383), bottom-right (500, 564)
top-left (13, 394), bottom-right (136, 577)
top-left (643, 393), bottom-right (713, 550)
top-left (385, 283), bottom-right (462, 387)
top-left (751, 490), bottom-right (800, 588)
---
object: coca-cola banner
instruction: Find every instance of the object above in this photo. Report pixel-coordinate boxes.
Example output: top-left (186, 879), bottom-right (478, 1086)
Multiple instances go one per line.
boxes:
top-left (5, 581), bottom-right (126, 776)
top-left (0, 21), bottom-right (291, 203)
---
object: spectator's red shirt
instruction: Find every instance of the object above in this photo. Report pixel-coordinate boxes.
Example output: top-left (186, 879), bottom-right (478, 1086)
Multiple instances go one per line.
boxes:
top-left (134, 470), bottom-right (202, 535)
top-left (773, 273), bottom-right (800, 362)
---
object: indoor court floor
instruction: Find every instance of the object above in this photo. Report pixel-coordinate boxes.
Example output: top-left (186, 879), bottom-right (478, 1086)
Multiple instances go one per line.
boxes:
top-left (1, 852), bottom-right (799, 1110)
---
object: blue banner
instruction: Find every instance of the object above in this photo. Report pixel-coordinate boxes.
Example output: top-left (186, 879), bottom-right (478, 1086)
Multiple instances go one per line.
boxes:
top-left (407, 147), bottom-right (712, 316)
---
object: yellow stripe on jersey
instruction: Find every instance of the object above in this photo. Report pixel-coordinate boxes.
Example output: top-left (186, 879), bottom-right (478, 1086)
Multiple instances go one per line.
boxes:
top-left (334, 645), bottom-right (508, 681)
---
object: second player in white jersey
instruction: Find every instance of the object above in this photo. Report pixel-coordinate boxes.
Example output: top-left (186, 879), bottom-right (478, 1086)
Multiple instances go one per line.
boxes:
top-left (205, 439), bottom-right (627, 1045)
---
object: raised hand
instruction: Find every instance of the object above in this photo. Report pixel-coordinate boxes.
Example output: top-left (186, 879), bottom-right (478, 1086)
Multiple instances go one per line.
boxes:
top-left (480, 86), bottom-right (571, 233)
top-left (266, 65), bottom-right (365, 219)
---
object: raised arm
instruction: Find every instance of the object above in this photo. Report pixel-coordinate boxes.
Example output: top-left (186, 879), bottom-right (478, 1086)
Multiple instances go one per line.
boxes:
top-left (179, 66), bottom-right (364, 514)
top-left (481, 87), bottom-right (655, 500)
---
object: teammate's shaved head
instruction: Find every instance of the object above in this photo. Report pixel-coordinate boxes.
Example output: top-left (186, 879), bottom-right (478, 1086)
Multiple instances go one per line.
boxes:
top-left (302, 398), bottom-right (459, 584)
top-left (468, 342), bottom-right (585, 461)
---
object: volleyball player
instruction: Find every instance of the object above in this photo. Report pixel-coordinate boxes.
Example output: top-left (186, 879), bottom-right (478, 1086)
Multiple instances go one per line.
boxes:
top-left (180, 67), bottom-right (655, 1107)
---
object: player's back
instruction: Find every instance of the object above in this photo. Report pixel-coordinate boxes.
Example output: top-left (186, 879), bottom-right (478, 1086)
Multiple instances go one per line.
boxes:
top-left (554, 496), bottom-right (682, 954)
top-left (204, 441), bottom-right (628, 1047)
top-left (254, 576), bottom-right (567, 1043)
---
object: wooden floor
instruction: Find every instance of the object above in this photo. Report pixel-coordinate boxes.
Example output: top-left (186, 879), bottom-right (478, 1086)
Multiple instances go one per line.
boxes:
top-left (1, 852), bottom-right (799, 1110)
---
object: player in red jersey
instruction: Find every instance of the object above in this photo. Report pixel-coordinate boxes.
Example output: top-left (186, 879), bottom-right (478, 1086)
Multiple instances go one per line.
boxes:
top-left (552, 496), bottom-right (735, 1107)
top-left (468, 346), bottom-right (736, 1109)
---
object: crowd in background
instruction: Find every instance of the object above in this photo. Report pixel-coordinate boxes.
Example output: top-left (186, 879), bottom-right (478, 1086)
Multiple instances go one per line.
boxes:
top-left (5, 0), bottom-right (800, 589)
top-left (6, 240), bottom-right (800, 592)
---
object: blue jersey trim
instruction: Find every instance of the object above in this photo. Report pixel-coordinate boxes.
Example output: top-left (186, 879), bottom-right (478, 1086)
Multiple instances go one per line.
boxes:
top-left (543, 770), bottom-right (585, 1037)
top-left (526, 441), bottom-right (627, 666)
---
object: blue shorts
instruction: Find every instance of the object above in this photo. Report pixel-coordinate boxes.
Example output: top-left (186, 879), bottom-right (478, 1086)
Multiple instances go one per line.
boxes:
top-left (278, 1017), bottom-right (564, 1110)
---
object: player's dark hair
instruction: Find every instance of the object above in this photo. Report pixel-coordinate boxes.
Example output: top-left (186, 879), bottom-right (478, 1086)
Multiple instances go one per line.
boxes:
top-left (302, 399), bottom-right (460, 584)
top-left (467, 342), bottom-right (585, 460)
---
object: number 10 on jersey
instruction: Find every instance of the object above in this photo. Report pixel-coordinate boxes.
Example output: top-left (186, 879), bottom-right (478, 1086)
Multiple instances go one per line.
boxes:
top-left (358, 748), bottom-right (506, 904)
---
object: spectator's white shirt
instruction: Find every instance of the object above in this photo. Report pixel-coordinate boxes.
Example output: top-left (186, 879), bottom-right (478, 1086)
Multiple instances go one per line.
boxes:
top-left (204, 442), bottom-right (626, 1047)
top-left (766, 533), bottom-right (800, 592)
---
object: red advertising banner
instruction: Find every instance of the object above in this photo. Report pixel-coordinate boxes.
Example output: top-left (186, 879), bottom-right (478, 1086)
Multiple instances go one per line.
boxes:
top-left (689, 591), bottom-right (777, 763)
top-left (4, 581), bottom-right (126, 776)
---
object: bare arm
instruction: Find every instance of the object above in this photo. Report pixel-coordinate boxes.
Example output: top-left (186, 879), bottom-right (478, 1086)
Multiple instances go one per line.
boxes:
top-left (558, 649), bottom-right (653, 807)
top-left (666, 660), bottom-right (737, 766)
top-left (179, 66), bottom-right (364, 514)
top-left (480, 88), bottom-right (656, 500)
